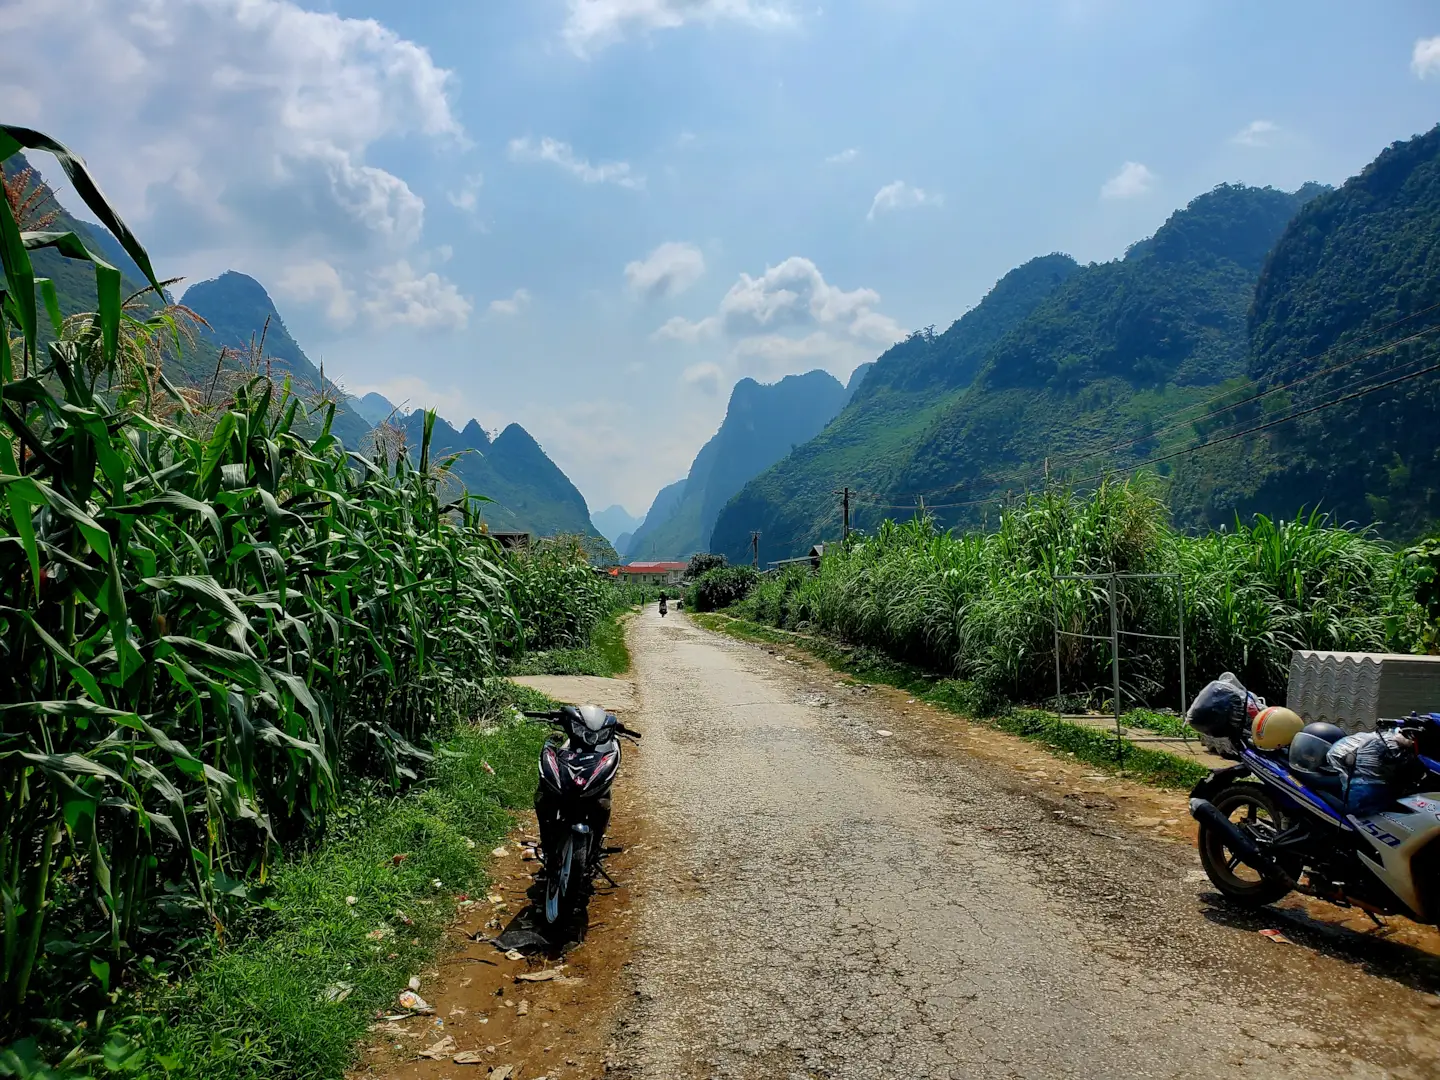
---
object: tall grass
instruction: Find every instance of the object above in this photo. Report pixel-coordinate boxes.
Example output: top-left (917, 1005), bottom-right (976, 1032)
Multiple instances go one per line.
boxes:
top-left (0, 127), bottom-right (608, 1043)
top-left (734, 480), bottom-right (1422, 709)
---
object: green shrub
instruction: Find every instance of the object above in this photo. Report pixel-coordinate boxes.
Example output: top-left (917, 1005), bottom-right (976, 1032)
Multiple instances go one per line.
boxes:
top-left (685, 552), bottom-right (727, 579)
top-left (733, 480), bottom-right (1420, 708)
top-left (688, 566), bottom-right (760, 611)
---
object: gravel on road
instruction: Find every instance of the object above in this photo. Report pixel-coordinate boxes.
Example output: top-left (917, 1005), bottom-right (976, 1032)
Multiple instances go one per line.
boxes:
top-left (608, 609), bottom-right (1440, 1080)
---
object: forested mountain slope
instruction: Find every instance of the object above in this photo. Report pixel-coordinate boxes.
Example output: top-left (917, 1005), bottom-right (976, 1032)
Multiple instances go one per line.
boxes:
top-left (625, 369), bottom-right (848, 560)
top-left (709, 253), bottom-right (1081, 562)
top-left (184, 272), bottom-right (372, 449)
top-left (380, 405), bottom-right (602, 540)
top-left (1169, 124), bottom-right (1440, 536)
top-left (885, 183), bottom-right (1322, 526)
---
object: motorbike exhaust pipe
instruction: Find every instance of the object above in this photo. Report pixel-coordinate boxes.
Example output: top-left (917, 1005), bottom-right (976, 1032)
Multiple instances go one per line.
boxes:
top-left (1189, 798), bottom-right (1295, 888)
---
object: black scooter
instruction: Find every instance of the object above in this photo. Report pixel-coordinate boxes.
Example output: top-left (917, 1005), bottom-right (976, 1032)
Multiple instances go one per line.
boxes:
top-left (525, 706), bottom-right (640, 923)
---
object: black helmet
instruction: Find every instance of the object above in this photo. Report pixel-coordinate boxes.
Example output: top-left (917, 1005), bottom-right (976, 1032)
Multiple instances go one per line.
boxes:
top-left (1186, 673), bottom-right (1249, 739)
top-left (1288, 722), bottom-right (1346, 772)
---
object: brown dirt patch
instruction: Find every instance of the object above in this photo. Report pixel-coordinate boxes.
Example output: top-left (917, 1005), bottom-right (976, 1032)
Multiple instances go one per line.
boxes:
top-left (351, 784), bottom-right (641, 1080)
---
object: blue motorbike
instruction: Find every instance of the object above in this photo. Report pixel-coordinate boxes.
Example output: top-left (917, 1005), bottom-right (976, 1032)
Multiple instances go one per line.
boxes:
top-left (1188, 709), bottom-right (1440, 923)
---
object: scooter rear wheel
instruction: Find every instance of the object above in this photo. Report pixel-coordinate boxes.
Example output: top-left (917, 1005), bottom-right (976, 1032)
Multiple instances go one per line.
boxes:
top-left (1197, 783), bottom-right (1296, 907)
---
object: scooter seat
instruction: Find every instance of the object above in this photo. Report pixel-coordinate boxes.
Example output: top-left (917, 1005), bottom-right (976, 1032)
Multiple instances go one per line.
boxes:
top-left (1288, 765), bottom-right (1348, 815)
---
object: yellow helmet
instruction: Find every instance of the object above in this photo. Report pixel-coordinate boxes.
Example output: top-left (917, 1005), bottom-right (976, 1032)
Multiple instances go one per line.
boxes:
top-left (1252, 705), bottom-right (1305, 751)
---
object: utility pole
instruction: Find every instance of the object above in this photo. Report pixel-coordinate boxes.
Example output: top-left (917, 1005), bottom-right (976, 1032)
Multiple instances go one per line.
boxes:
top-left (917, 495), bottom-right (926, 519)
top-left (750, 531), bottom-right (760, 568)
top-left (834, 487), bottom-right (851, 545)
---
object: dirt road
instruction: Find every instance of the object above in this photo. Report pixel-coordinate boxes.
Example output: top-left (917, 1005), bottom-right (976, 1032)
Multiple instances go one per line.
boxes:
top-left (605, 608), bottom-right (1440, 1080)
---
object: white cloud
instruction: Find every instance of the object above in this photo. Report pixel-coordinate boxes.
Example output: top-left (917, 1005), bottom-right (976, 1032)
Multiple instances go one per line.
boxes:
top-left (867, 181), bottom-right (943, 221)
top-left (681, 361), bottom-right (726, 394)
top-left (716, 257), bottom-right (884, 336)
top-left (277, 259), bottom-right (355, 328)
top-left (1, 0), bottom-right (461, 257)
top-left (1413, 36), bottom-right (1440, 78)
top-left (1100, 161), bottom-right (1156, 200)
top-left (653, 315), bottom-right (720, 343)
top-left (562, 0), bottom-right (795, 56)
top-left (364, 260), bottom-right (472, 331)
top-left (447, 172), bottom-right (484, 213)
top-left (732, 331), bottom-right (876, 382)
top-left (625, 242), bottom-right (706, 299)
top-left (508, 136), bottom-right (645, 190)
top-left (826, 147), bottom-right (860, 165)
top-left (488, 288), bottom-right (533, 317)
top-left (1231, 120), bottom-right (1279, 148)
top-left (655, 257), bottom-right (905, 385)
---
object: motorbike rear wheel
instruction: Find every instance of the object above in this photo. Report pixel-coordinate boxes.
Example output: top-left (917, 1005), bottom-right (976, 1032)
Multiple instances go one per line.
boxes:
top-left (1197, 783), bottom-right (1297, 907)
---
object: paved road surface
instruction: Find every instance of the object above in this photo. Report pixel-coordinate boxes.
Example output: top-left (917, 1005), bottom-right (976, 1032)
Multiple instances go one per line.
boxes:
top-left (608, 609), bottom-right (1440, 1080)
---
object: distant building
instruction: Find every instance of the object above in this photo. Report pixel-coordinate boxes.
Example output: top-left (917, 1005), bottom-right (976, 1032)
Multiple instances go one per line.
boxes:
top-left (611, 561), bottom-right (688, 587)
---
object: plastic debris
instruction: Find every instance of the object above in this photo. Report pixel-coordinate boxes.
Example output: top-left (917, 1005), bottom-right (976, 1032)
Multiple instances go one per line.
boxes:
top-left (433, 878), bottom-right (443, 889)
top-left (465, 837), bottom-right (478, 850)
top-left (489, 1067), bottom-right (514, 1080)
top-left (320, 982), bottom-right (353, 1003)
top-left (481, 761), bottom-right (496, 775)
top-left (392, 853), bottom-right (410, 866)
top-left (488, 894), bottom-right (505, 904)
top-left (398, 990), bottom-right (434, 1013)
top-left (453, 1050), bottom-right (487, 1064)
top-left (345, 895), bottom-right (357, 906)
top-left (408, 975), bottom-right (422, 991)
top-left (417, 1035), bottom-right (456, 1060)
top-left (516, 966), bottom-right (565, 982)
top-left (395, 910), bottom-right (414, 926)
top-left (876, 730), bottom-right (893, 737)
top-left (492, 846), bottom-right (510, 857)
top-left (517, 999), bottom-right (529, 1016)
top-left (367, 926), bottom-right (395, 941)
top-left (505, 949), bottom-right (524, 961)
top-left (1258, 928), bottom-right (1293, 945)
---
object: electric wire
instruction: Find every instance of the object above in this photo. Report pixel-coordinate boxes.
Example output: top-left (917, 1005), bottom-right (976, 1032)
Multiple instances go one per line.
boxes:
top-left (853, 303), bottom-right (1440, 505)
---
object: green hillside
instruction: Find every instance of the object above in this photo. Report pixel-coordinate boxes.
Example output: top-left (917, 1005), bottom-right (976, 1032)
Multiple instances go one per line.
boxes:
top-left (5, 151), bottom-right (223, 387)
top-left (184, 272), bottom-right (373, 449)
top-left (1168, 124), bottom-right (1440, 537)
top-left (625, 369), bottom-right (849, 560)
top-left (391, 407), bottom-right (605, 542)
top-left (709, 253), bottom-right (1081, 561)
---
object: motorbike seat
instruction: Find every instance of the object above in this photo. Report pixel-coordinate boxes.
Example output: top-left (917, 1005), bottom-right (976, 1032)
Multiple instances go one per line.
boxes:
top-left (1288, 764), bottom-right (1348, 815)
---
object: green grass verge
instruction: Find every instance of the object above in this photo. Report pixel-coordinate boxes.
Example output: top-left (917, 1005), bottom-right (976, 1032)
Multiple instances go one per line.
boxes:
top-left (507, 609), bottom-right (633, 678)
top-left (693, 612), bottom-right (1210, 790)
top-left (103, 683), bottom-right (559, 1080)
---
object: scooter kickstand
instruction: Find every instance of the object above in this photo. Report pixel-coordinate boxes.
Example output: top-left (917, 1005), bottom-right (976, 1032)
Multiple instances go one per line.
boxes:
top-left (596, 864), bottom-right (619, 888)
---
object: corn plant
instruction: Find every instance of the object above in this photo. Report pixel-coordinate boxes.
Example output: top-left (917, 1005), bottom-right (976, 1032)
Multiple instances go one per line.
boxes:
top-left (0, 126), bottom-right (531, 1031)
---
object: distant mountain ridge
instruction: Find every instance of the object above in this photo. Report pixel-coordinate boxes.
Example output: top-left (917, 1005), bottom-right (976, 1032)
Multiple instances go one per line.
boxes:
top-left (356, 395), bottom-right (603, 541)
top-left (625, 369), bottom-right (851, 560)
top-left (183, 271), bottom-right (373, 449)
top-left (592, 505), bottom-right (643, 546)
top-left (711, 180), bottom-right (1331, 562)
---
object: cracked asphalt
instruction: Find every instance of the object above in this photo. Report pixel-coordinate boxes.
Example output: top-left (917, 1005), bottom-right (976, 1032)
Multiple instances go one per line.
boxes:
top-left (607, 609), bottom-right (1440, 1080)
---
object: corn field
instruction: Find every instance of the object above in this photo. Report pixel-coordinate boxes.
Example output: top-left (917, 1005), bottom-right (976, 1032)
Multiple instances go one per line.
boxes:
top-left (737, 479), bottom-right (1425, 709)
top-left (0, 127), bottom-right (606, 1032)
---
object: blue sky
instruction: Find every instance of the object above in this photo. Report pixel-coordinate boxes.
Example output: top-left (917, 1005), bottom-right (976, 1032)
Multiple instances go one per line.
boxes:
top-left (6, 1), bottom-right (1440, 515)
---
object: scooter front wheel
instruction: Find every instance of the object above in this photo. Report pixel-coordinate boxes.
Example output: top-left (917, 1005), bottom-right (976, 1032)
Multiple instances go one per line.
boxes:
top-left (544, 832), bottom-right (589, 924)
top-left (544, 835), bottom-right (572, 924)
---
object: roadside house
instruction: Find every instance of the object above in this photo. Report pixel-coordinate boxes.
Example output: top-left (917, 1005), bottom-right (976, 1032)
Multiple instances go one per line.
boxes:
top-left (611, 561), bottom-right (688, 587)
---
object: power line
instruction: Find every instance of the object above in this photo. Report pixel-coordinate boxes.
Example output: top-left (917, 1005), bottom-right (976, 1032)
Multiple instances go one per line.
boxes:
top-left (864, 308), bottom-right (1440, 505)
top-left (870, 349), bottom-right (1440, 513)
